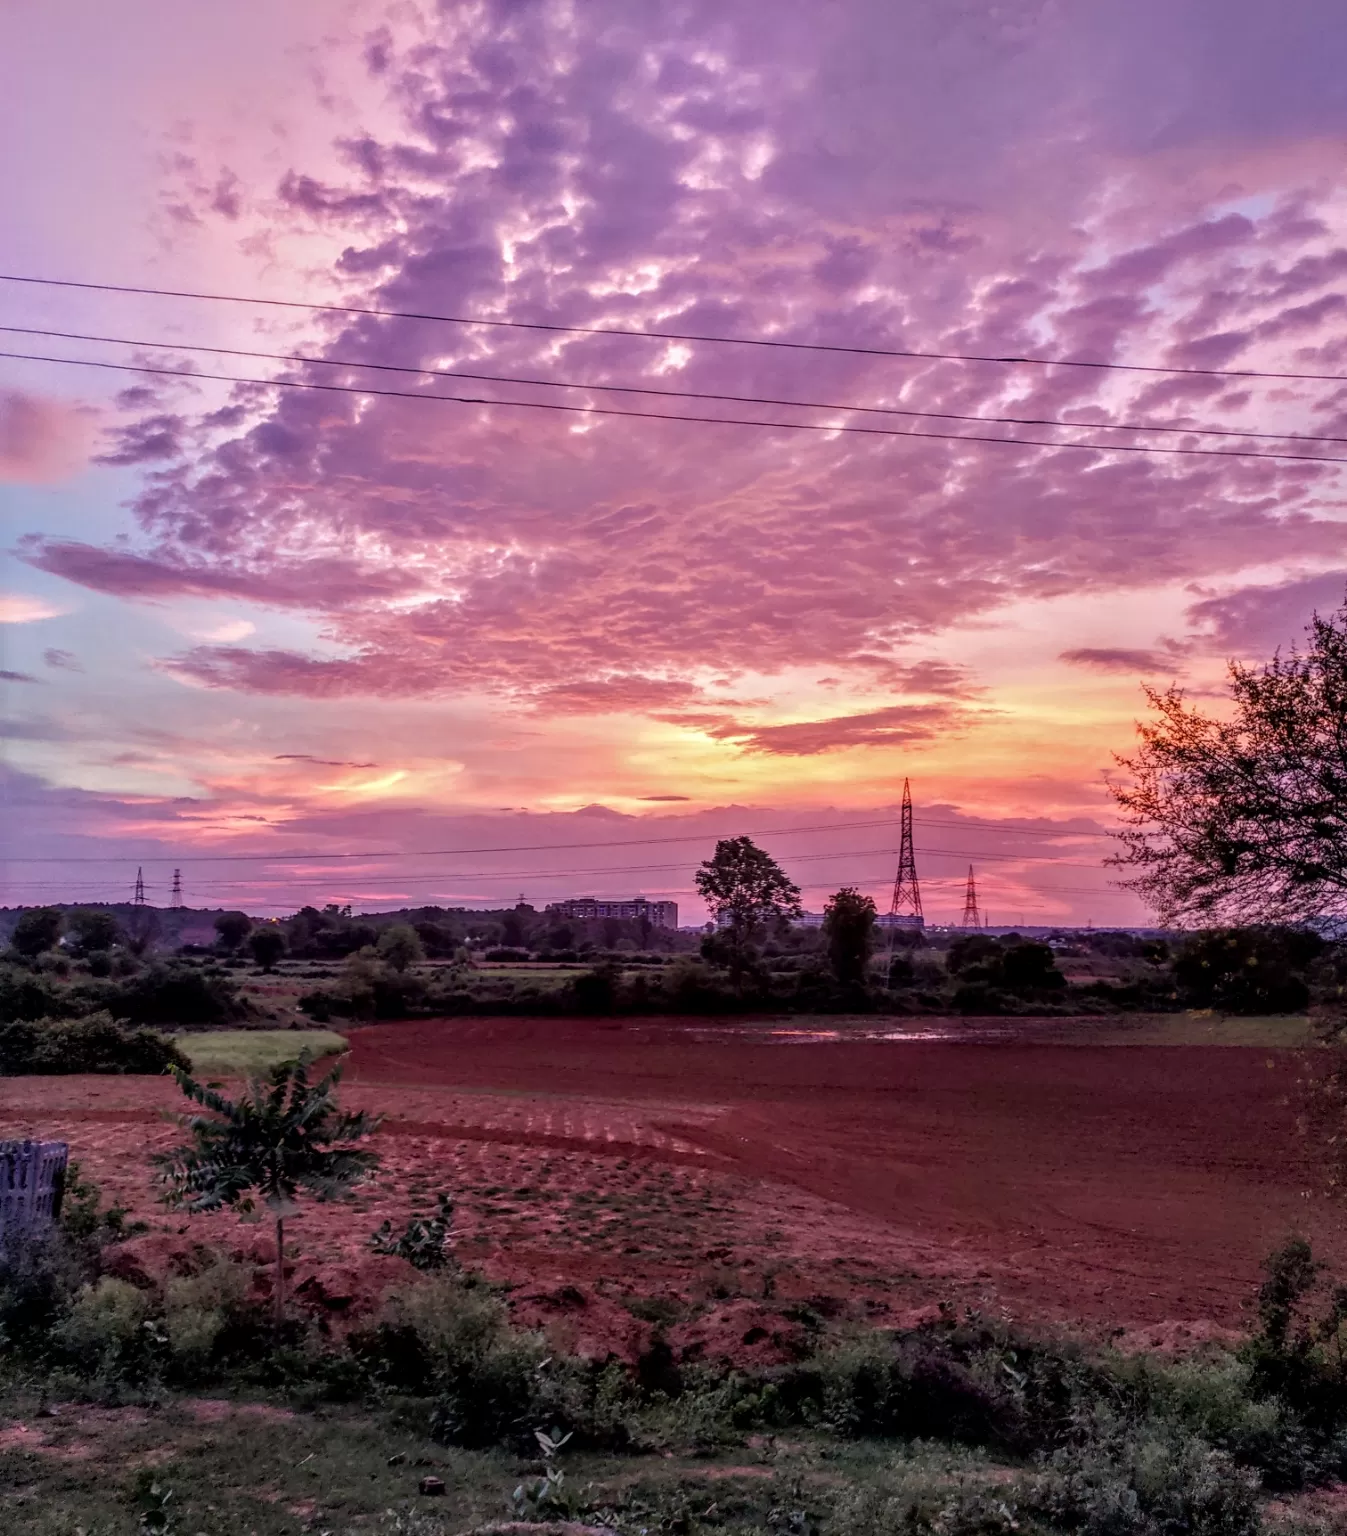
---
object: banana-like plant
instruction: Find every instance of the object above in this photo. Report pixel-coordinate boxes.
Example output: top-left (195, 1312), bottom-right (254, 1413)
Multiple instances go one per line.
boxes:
top-left (155, 1053), bottom-right (381, 1327)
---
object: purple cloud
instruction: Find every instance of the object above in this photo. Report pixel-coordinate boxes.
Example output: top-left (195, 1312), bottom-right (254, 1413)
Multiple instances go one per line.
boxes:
top-left (21, 0), bottom-right (1347, 728)
top-left (1060, 648), bottom-right (1179, 674)
top-left (1186, 573), bottom-right (1347, 655)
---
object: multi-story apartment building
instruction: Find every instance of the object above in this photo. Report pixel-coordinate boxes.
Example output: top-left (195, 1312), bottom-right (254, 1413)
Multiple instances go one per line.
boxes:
top-left (546, 897), bottom-right (678, 928)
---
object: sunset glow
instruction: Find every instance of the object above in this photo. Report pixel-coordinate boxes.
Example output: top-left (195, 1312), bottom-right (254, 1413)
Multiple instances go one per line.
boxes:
top-left (4, 0), bottom-right (1347, 921)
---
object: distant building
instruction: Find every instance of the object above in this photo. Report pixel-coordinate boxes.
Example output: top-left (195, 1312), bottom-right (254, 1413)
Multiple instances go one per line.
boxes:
top-left (877, 912), bottom-right (926, 932)
top-left (546, 897), bottom-right (678, 928)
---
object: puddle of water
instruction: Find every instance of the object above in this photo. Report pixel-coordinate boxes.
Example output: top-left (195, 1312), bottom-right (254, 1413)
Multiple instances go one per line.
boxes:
top-left (651, 1024), bottom-right (1012, 1045)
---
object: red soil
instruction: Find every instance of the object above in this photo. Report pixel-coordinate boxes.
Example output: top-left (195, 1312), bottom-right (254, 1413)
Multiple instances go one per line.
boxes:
top-left (2, 1017), bottom-right (1340, 1354)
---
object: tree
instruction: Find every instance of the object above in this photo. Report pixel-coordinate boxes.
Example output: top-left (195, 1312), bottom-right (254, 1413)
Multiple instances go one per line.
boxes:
top-left (214, 911), bottom-right (253, 951)
top-left (1110, 598), bottom-right (1347, 924)
top-left (10, 907), bottom-right (63, 958)
top-left (376, 922), bottom-right (424, 973)
top-left (822, 887), bottom-right (877, 987)
top-left (67, 908), bottom-right (121, 956)
top-left (695, 836), bottom-right (802, 988)
top-left (156, 1055), bottom-right (380, 1328)
top-left (248, 926), bottom-right (287, 972)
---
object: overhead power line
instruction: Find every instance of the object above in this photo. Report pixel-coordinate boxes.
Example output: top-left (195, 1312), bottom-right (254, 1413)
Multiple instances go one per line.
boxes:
top-left (3, 323), bottom-right (1341, 447)
top-left (6, 348), bottom-right (1346, 465)
top-left (4, 271), bottom-right (1345, 383)
top-left (0, 844), bottom-right (1110, 894)
top-left (2, 812), bottom-right (1113, 865)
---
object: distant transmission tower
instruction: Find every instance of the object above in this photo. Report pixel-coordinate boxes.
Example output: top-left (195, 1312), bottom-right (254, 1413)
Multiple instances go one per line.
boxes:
top-left (887, 779), bottom-right (924, 951)
top-left (133, 867), bottom-right (146, 906)
top-left (961, 866), bottom-right (982, 930)
top-left (170, 868), bottom-right (183, 908)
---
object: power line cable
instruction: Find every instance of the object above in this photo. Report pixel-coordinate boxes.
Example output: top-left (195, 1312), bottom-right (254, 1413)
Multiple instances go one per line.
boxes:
top-left (3, 814), bottom-right (904, 864)
top-left (2, 815), bottom-right (1116, 865)
top-left (7, 348), bottom-right (1347, 465)
top-left (4, 271), bottom-right (1346, 383)
top-left (4, 322), bottom-right (1341, 447)
top-left (0, 844), bottom-right (1109, 892)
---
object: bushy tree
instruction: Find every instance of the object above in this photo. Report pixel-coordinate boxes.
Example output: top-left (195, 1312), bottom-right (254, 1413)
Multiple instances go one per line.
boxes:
top-left (156, 1055), bottom-right (380, 1326)
top-left (1111, 597), bottom-right (1347, 923)
top-left (11, 907), bottom-right (63, 958)
top-left (67, 908), bottom-right (122, 956)
top-left (823, 887), bottom-right (877, 987)
top-left (377, 922), bottom-right (424, 973)
top-left (248, 925), bottom-right (286, 972)
top-left (1173, 926), bottom-right (1324, 1014)
top-left (695, 837), bottom-right (802, 989)
top-left (214, 911), bottom-right (253, 951)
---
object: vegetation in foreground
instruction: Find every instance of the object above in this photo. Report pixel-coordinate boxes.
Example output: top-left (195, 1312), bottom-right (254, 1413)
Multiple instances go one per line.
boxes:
top-left (6, 1162), bottom-right (1347, 1536)
top-left (8, 1052), bottom-right (1347, 1534)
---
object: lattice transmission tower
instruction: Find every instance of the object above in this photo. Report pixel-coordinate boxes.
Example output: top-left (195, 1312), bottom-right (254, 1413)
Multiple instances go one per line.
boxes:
top-left (170, 868), bottom-right (183, 908)
top-left (132, 867), bottom-right (146, 906)
top-left (886, 779), bottom-right (923, 951)
top-left (961, 865), bottom-right (982, 930)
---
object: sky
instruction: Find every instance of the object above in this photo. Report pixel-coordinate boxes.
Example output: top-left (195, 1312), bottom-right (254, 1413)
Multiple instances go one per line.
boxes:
top-left (3, 0), bottom-right (1347, 923)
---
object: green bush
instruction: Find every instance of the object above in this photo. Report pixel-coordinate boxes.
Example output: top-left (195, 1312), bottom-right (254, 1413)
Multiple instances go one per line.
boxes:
top-left (1033, 1419), bottom-right (1261, 1536)
top-left (53, 1276), bottom-right (155, 1378)
top-left (163, 1258), bottom-right (256, 1375)
top-left (0, 1011), bottom-right (189, 1074)
top-left (1174, 927), bottom-right (1324, 1014)
top-left (0, 963), bottom-right (70, 1021)
top-left (105, 962), bottom-right (247, 1027)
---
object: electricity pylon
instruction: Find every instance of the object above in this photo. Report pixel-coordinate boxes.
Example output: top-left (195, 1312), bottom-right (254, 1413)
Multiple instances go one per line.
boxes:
top-left (887, 780), bottom-right (923, 952)
top-left (133, 867), bottom-right (146, 906)
top-left (961, 865), bottom-right (982, 929)
top-left (170, 868), bottom-right (183, 908)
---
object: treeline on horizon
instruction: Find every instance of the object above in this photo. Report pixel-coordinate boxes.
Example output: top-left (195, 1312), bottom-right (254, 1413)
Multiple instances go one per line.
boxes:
top-left (3, 884), bottom-right (1345, 1068)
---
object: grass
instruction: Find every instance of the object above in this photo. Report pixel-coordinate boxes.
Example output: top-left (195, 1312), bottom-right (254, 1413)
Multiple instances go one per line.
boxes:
top-left (1067, 1012), bottom-right (1320, 1047)
top-left (0, 1382), bottom-right (1018, 1536)
top-left (172, 1027), bottom-right (349, 1076)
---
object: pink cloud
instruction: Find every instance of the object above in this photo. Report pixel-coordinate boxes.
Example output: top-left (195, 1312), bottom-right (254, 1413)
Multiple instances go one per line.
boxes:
top-left (0, 391), bottom-right (91, 483)
top-left (17, 0), bottom-right (1347, 743)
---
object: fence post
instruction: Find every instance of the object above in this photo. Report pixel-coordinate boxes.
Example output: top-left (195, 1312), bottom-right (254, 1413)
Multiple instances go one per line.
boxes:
top-left (0, 1139), bottom-right (70, 1245)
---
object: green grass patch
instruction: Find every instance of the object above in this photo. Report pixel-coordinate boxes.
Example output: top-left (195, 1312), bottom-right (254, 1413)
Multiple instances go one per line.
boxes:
top-left (1075, 1012), bottom-right (1319, 1047)
top-left (172, 1027), bottom-right (348, 1075)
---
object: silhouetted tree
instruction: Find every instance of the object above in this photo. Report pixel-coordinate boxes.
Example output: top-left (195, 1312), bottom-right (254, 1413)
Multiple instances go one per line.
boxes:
top-left (214, 911), bottom-right (253, 952)
top-left (10, 908), bottom-right (62, 958)
top-left (1111, 597), bottom-right (1347, 923)
top-left (695, 836), bottom-right (802, 989)
top-left (67, 909), bottom-right (121, 956)
top-left (823, 887), bottom-right (877, 987)
top-left (248, 926), bottom-right (287, 972)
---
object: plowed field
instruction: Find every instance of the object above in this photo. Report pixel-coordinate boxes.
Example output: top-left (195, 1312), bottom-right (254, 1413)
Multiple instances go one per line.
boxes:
top-left (3, 1017), bottom-right (1340, 1351)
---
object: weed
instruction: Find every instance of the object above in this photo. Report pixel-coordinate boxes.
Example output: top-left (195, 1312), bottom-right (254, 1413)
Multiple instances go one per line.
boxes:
top-left (371, 1194), bottom-right (456, 1271)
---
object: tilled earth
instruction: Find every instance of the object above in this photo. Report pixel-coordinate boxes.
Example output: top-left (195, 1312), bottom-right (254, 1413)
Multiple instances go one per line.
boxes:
top-left (2, 1016), bottom-right (1338, 1355)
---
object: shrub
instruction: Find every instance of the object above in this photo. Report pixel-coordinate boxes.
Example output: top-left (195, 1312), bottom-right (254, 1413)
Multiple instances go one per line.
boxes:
top-left (567, 962), bottom-right (619, 1014)
top-left (1033, 1419), bottom-right (1261, 1536)
top-left (53, 1276), bottom-right (154, 1377)
top-left (0, 1012), bottom-right (189, 1074)
top-left (163, 1258), bottom-right (256, 1375)
top-left (370, 1195), bottom-right (455, 1270)
top-left (106, 962), bottom-right (246, 1027)
top-left (1174, 927), bottom-right (1324, 1014)
top-left (0, 963), bottom-right (70, 1021)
